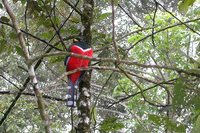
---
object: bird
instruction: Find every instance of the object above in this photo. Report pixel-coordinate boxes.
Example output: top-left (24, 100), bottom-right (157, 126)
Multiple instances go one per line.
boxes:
top-left (64, 37), bottom-right (93, 107)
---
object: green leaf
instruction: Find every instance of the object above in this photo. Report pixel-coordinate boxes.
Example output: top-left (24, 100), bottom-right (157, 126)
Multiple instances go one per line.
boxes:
top-left (148, 114), bottom-right (161, 125)
top-left (187, 69), bottom-right (200, 75)
top-left (20, 0), bottom-right (26, 5)
top-left (104, 0), bottom-right (120, 5)
top-left (52, 16), bottom-right (61, 25)
top-left (0, 25), bottom-right (6, 37)
top-left (192, 114), bottom-right (200, 133)
top-left (38, 17), bottom-right (51, 28)
top-left (69, 16), bottom-right (80, 23)
top-left (40, 32), bottom-right (53, 39)
top-left (149, 114), bottom-right (186, 132)
top-left (0, 16), bottom-right (10, 23)
top-left (172, 78), bottom-right (186, 109)
top-left (7, 45), bottom-right (13, 54)
top-left (100, 117), bottom-right (124, 132)
top-left (0, 3), bottom-right (3, 9)
top-left (91, 106), bottom-right (97, 123)
top-left (178, 0), bottom-right (196, 14)
top-left (15, 46), bottom-right (25, 57)
top-left (97, 12), bottom-right (112, 21)
top-left (0, 39), bottom-right (7, 54)
top-left (48, 56), bottom-right (64, 64)
top-left (9, 32), bottom-right (17, 40)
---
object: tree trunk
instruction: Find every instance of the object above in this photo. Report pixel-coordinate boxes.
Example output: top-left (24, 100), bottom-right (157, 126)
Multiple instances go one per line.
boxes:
top-left (77, 0), bottom-right (94, 133)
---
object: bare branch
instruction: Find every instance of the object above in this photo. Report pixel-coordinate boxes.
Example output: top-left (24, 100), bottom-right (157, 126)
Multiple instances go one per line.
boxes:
top-left (42, 0), bottom-right (67, 50)
top-left (118, 4), bottom-right (142, 28)
top-left (63, 0), bottom-right (82, 16)
top-left (0, 91), bottom-right (65, 102)
top-left (111, 0), bottom-right (120, 60)
top-left (2, 0), bottom-right (30, 61)
top-left (107, 79), bottom-right (176, 108)
top-left (49, 0), bottom-right (80, 42)
top-left (151, 1), bottom-right (158, 47)
top-left (0, 75), bottom-right (21, 90)
top-left (127, 17), bottom-right (200, 50)
top-left (2, 1), bottom-right (51, 132)
top-left (30, 51), bottom-right (200, 77)
top-left (155, 0), bottom-right (200, 36)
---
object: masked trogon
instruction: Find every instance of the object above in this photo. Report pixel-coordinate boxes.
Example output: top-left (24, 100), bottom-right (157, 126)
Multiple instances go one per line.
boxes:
top-left (64, 37), bottom-right (93, 107)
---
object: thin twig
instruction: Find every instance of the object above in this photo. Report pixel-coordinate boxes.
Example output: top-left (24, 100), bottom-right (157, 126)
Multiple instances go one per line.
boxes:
top-left (1, 2), bottom-right (51, 131)
top-left (92, 72), bottom-right (114, 130)
top-left (127, 17), bottom-right (200, 50)
top-left (0, 20), bottom-right (62, 51)
top-left (42, 0), bottom-right (67, 50)
top-left (63, 0), bottom-right (82, 16)
top-left (0, 75), bottom-right (21, 90)
top-left (148, 50), bottom-right (165, 80)
top-left (152, 1), bottom-right (158, 47)
top-left (48, 0), bottom-right (80, 43)
top-left (111, 0), bottom-right (120, 60)
top-left (70, 108), bottom-right (74, 132)
top-left (29, 51), bottom-right (200, 77)
top-left (118, 4), bottom-right (142, 28)
top-left (0, 37), bottom-right (60, 127)
top-left (107, 79), bottom-right (176, 108)
top-left (21, 30), bottom-right (62, 51)
top-left (0, 91), bottom-right (65, 102)
top-left (155, 0), bottom-right (200, 36)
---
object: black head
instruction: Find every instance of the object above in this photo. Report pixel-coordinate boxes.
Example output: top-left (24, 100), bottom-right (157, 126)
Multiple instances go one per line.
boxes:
top-left (73, 36), bottom-right (83, 43)
top-left (73, 37), bottom-right (90, 49)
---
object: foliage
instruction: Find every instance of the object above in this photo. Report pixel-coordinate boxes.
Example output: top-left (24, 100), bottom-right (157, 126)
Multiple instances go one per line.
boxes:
top-left (179, 0), bottom-right (197, 14)
top-left (100, 116), bottom-right (124, 132)
top-left (0, 0), bottom-right (200, 132)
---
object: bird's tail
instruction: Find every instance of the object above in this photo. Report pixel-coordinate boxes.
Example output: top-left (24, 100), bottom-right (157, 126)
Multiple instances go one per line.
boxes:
top-left (66, 80), bottom-right (78, 107)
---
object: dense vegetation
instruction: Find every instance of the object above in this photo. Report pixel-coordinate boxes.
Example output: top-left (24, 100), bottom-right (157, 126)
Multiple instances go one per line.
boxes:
top-left (0, 0), bottom-right (199, 132)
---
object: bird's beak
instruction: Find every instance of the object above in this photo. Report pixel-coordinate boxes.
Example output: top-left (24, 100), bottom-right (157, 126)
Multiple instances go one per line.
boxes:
top-left (73, 38), bottom-right (79, 42)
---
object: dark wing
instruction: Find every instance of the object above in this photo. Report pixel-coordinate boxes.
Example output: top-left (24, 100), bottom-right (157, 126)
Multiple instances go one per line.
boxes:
top-left (64, 45), bottom-right (72, 66)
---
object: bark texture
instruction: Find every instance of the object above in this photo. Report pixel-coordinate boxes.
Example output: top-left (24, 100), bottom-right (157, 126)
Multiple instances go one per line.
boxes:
top-left (2, 1), bottom-right (51, 132)
top-left (77, 0), bottom-right (94, 132)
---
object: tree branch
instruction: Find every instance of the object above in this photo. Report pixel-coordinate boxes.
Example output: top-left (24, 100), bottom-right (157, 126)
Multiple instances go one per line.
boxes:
top-left (0, 75), bottom-right (21, 90)
top-left (107, 79), bottom-right (176, 108)
top-left (48, 0), bottom-right (80, 42)
top-left (2, 1), bottom-right (51, 132)
top-left (0, 91), bottom-right (65, 102)
top-left (151, 1), bottom-right (158, 47)
top-left (63, 0), bottom-right (82, 16)
top-left (155, 0), bottom-right (200, 36)
top-left (127, 17), bottom-right (200, 50)
top-left (42, 0), bottom-right (67, 50)
top-left (111, 0), bottom-right (120, 60)
top-left (118, 4), bottom-right (142, 28)
top-left (29, 50), bottom-right (200, 77)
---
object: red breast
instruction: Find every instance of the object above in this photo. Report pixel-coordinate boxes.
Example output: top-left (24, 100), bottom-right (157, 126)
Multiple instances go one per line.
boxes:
top-left (67, 45), bottom-right (93, 84)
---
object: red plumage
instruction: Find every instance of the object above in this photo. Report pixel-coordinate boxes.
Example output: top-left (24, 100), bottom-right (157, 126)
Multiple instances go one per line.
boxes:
top-left (65, 40), bottom-right (93, 107)
top-left (66, 45), bottom-right (93, 84)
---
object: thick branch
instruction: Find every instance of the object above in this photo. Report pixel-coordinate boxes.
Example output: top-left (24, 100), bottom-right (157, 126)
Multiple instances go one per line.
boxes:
top-left (2, 0), bottom-right (30, 61)
top-left (2, 1), bottom-right (51, 132)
